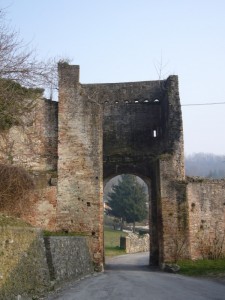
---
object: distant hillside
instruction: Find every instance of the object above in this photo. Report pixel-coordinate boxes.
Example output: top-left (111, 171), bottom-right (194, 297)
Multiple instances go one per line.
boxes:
top-left (185, 153), bottom-right (225, 179)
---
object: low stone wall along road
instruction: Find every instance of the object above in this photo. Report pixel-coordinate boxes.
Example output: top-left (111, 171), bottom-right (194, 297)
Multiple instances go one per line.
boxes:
top-left (45, 252), bottom-right (225, 300)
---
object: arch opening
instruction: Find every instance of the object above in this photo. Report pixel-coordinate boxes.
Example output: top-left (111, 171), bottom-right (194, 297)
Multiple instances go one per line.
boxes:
top-left (103, 171), bottom-right (160, 267)
top-left (103, 174), bottom-right (150, 264)
top-left (104, 174), bottom-right (149, 229)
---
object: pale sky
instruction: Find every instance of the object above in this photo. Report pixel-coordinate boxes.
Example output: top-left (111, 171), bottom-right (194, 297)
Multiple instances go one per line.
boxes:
top-left (1, 0), bottom-right (225, 155)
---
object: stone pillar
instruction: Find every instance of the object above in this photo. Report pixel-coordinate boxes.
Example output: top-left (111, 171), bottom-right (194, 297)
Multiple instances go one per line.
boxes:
top-left (149, 161), bottom-right (162, 266)
top-left (57, 63), bottom-right (104, 269)
top-left (156, 75), bottom-right (189, 263)
top-left (159, 155), bottom-right (190, 263)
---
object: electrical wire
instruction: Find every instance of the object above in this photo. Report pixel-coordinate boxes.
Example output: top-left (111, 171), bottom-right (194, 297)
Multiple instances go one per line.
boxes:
top-left (182, 102), bottom-right (225, 107)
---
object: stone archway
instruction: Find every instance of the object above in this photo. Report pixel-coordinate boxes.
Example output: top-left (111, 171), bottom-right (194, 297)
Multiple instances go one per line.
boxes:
top-left (103, 166), bottom-right (160, 266)
top-left (103, 171), bottom-right (160, 266)
top-left (57, 63), bottom-right (188, 269)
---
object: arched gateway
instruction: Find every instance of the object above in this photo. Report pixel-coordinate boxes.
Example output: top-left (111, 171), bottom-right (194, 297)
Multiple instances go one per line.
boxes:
top-left (57, 63), bottom-right (188, 270)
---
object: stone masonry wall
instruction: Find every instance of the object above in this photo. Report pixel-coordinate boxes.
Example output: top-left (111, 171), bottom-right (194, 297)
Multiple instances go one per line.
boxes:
top-left (0, 98), bottom-right (58, 171)
top-left (44, 236), bottom-right (94, 283)
top-left (0, 226), bottom-right (51, 299)
top-left (0, 224), bottom-right (94, 299)
top-left (159, 169), bottom-right (189, 262)
top-left (22, 186), bottom-right (57, 231)
top-left (187, 178), bottom-right (225, 259)
top-left (158, 75), bottom-right (188, 263)
top-left (57, 63), bottom-right (104, 269)
top-left (0, 97), bottom-right (58, 230)
top-left (120, 233), bottom-right (150, 253)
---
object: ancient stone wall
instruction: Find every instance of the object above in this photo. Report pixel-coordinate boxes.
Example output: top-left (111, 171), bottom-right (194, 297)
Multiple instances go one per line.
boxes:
top-left (0, 224), bottom-right (94, 299)
top-left (187, 178), bottom-right (225, 259)
top-left (159, 173), bottom-right (189, 262)
top-left (0, 98), bottom-right (58, 230)
top-left (152, 75), bottom-right (186, 264)
top-left (120, 233), bottom-right (150, 253)
top-left (0, 226), bottom-right (50, 299)
top-left (44, 236), bottom-right (94, 283)
top-left (23, 186), bottom-right (57, 231)
top-left (57, 63), bottom-right (104, 269)
top-left (0, 98), bottom-right (58, 171)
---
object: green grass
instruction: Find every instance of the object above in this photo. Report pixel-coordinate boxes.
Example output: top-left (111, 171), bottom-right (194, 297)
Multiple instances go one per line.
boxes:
top-left (104, 245), bottom-right (126, 257)
top-left (0, 214), bottom-right (32, 227)
top-left (178, 259), bottom-right (225, 277)
top-left (104, 226), bottom-right (127, 257)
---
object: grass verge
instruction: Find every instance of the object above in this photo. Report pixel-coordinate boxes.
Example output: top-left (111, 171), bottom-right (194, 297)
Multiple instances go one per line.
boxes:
top-left (178, 259), bottom-right (225, 277)
top-left (104, 226), bottom-right (127, 257)
top-left (0, 214), bottom-right (32, 227)
top-left (105, 246), bottom-right (126, 257)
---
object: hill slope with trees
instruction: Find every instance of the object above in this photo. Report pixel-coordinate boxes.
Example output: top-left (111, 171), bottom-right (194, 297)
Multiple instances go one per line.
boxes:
top-left (185, 153), bottom-right (225, 179)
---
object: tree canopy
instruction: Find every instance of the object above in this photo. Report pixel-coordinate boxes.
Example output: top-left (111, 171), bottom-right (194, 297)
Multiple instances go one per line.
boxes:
top-left (106, 174), bottom-right (148, 231)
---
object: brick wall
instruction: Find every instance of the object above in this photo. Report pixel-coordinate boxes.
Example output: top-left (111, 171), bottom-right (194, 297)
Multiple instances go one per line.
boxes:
top-left (0, 98), bottom-right (58, 171)
top-left (57, 63), bottom-right (104, 269)
top-left (0, 97), bottom-right (58, 230)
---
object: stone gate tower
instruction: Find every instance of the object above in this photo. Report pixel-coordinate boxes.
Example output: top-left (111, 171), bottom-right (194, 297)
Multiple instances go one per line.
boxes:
top-left (57, 63), bottom-right (187, 269)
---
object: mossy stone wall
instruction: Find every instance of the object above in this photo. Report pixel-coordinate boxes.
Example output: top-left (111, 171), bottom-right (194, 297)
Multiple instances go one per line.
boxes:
top-left (0, 222), bottom-right (94, 299)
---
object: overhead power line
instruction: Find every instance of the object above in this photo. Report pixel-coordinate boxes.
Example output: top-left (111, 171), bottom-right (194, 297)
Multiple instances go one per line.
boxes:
top-left (182, 102), bottom-right (225, 107)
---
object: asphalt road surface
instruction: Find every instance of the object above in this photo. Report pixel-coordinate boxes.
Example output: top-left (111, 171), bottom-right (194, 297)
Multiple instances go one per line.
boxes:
top-left (46, 252), bottom-right (225, 300)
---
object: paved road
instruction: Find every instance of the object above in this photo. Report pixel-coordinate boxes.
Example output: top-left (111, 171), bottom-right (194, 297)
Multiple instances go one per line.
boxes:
top-left (46, 252), bottom-right (225, 300)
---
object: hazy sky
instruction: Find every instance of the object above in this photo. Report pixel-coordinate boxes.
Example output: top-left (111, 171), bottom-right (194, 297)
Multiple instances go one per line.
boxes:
top-left (1, 0), bottom-right (225, 155)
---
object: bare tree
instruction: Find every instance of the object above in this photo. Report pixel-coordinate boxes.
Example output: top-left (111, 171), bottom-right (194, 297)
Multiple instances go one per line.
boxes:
top-left (154, 52), bottom-right (169, 81)
top-left (0, 9), bottom-right (57, 88)
top-left (0, 8), bottom-right (58, 130)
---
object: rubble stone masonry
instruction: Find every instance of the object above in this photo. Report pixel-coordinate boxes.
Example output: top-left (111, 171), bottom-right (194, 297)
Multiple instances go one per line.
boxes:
top-left (187, 178), bottom-right (225, 259)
